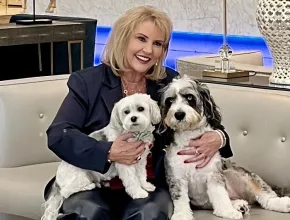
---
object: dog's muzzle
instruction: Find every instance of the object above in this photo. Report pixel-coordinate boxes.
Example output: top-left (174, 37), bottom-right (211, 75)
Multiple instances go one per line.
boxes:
top-left (174, 111), bottom-right (186, 121)
top-left (131, 116), bottom-right (137, 122)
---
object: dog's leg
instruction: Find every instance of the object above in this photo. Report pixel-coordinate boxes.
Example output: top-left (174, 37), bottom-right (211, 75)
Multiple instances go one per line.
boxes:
top-left (167, 173), bottom-right (193, 220)
top-left (135, 150), bottom-right (156, 192)
top-left (170, 179), bottom-right (194, 220)
top-left (248, 173), bottom-right (290, 213)
top-left (115, 163), bottom-right (149, 199)
top-left (207, 172), bottom-right (243, 219)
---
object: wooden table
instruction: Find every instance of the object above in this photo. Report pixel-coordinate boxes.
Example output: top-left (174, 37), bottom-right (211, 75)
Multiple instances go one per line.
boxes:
top-left (0, 21), bottom-right (85, 74)
top-left (177, 55), bottom-right (290, 91)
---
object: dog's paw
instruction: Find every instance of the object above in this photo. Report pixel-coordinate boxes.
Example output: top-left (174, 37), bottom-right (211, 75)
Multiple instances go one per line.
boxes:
top-left (232, 199), bottom-right (250, 215)
top-left (267, 196), bottom-right (290, 212)
top-left (83, 183), bottom-right (96, 191)
top-left (130, 188), bottom-right (149, 199)
top-left (281, 197), bottom-right (290, 212)
top-left (171, 211), bottom-right (194, 220)
top-left (141, 182), bottom-right (156, 192)
top-left (213, 209), bottom-right (243, 219)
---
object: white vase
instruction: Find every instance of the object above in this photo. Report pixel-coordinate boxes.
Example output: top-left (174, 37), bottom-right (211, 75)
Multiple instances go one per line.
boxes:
top-left (256, 0), bottom-right (290, 85)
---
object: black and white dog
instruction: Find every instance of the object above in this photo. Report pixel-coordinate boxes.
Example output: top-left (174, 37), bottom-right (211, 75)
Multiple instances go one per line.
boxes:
top-left (159, 75), bottom-right (290, 220)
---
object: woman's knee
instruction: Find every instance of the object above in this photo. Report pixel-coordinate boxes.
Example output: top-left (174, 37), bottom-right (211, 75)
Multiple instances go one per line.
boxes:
top-left (59, 190), bottom-right (112, 220)
top-left (122, 188), bottom-right (173, 220)
top-left (135, 202), bottom-right (170, 220)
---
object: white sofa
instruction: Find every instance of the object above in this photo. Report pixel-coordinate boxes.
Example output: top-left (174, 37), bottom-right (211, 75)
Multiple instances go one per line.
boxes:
top-left (0, 74), bottom-right (290, 220)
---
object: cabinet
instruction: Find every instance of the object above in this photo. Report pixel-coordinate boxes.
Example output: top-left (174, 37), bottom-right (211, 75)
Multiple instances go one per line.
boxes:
top-left (0, 0), bottom-right (7, 6)
top-left (8, 0), bottom-right (22, 6)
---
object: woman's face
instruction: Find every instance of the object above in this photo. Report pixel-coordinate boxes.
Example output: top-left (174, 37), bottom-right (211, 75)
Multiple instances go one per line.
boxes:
top-left (125, 20), bottom-right (166, 75)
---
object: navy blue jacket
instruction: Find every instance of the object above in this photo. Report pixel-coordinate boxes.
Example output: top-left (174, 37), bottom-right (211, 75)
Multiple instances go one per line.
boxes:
top-left (46, 63), bottom-right (233, 186)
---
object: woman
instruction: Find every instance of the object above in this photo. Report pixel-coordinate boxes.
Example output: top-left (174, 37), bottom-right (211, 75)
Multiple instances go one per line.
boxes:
top-left (45, 5), bottom-right (233, 220)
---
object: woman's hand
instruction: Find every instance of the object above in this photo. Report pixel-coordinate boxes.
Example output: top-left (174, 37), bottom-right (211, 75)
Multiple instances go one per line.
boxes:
top-left (177, 131), bottom-right (222, 168)
top-left (108, 133), bottom-right (145, 165)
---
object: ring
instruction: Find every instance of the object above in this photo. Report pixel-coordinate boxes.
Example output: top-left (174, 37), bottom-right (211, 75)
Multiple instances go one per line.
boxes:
top-left (137, 155), bottom-right (141, 161)
top-left (195, 148), bottom-right (200, 156)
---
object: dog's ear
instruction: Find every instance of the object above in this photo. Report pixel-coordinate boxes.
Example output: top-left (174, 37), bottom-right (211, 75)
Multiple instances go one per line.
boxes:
top-left (156, 104), bottom-right (168, 134)
top-left (148, 98), bottom-right (161, 125)
top-left (109, 102), bottom-right (123, 130)
top-left (195, 80), bottom-right (222, 129)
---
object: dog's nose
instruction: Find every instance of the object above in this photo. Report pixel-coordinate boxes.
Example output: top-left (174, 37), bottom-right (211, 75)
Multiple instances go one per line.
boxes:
top-left (131, 116), bottom-right (137, 122)
top-left (174, 111), bottom-right (185, 120)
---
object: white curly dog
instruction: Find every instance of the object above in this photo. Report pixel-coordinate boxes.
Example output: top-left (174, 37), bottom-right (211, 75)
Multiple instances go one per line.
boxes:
top-left (41, 93), bottom-right (161, 220)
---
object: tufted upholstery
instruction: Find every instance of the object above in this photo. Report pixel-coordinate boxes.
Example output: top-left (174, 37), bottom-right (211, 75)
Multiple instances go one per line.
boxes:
top-left (193, 83), bottom-right (290, 220)
top-left (208, 83), bottom-right (290, 188)
top-left (0, 76), bottom-right (67, 168)
top-left (0, 75), bottom-right (289, 220)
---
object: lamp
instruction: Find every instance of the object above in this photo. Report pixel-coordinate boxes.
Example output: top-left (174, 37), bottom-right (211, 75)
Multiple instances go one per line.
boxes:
top-left (16, 0), bottom-right (52, 25)
top-left (202, 0), bottom-right (249, 78)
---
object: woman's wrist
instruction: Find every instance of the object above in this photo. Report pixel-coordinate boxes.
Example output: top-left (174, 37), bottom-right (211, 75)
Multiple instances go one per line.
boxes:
top-left (107, 148), bottom-right (114, 163)
top-left (214, 129), bottom-right (226, 149)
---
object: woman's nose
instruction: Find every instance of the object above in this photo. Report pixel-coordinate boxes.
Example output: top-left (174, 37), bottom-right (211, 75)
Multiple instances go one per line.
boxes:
top-left (143, 43), bottom-right (153, 54)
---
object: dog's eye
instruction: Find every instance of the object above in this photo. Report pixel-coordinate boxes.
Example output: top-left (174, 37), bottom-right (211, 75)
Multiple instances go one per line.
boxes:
top-left (124, 110), bottom-right (130, 114)
top-left (186, 95), bottom-right (193, 101)
top-left (165, 98), bottom-right (174, 105)
top-left (137, 106), bottom-right (144, 112)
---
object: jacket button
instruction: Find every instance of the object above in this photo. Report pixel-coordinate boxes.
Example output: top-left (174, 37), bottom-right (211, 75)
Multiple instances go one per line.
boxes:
top-left (243, 130), bottom-right (248, 136)
top-left (281, 137), bottom-right (286, 142)
top-left (63, 129), bottom-right (67, 133)
top-left (39, 113), bottom-right (44, 118)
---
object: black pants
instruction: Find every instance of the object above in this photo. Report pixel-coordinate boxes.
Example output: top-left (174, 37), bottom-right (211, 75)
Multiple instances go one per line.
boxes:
top-left (57, 187), bottom-right (173, 220)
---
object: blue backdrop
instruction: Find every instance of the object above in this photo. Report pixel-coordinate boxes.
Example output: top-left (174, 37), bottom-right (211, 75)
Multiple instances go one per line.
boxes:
top-left (94, 26), bottom-right (272, 70)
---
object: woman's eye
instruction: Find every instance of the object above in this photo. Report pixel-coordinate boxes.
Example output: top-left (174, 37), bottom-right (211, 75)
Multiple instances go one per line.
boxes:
top-left (124, 110), bottom-right (130, 114)
top-left (138, 107), bottom-right (144, 112)
top-left (138, 36), bottom-right (146, 42)
top-left (154, 41), bottom-right (163, 47)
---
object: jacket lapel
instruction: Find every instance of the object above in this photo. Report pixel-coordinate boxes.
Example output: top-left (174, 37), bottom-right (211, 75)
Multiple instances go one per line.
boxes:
top-left (101, 67), bottom-right (123, 114)
top-left (146, 79), bottom-right (159, 101)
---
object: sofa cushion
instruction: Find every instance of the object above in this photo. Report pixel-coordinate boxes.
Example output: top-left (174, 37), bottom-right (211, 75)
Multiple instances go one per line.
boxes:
top-left (0, 162), bottom-right (60, 220)
top-left (0, 75), bottom-right (69, 168)
top-left (207, 83), bottom-right (290, 188)
top-left (194, 208), bottom-right (290, 220)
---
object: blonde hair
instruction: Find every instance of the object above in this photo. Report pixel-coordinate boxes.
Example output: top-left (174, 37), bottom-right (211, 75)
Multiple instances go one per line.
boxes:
top-left (101, 5), bottom-right (173, 81)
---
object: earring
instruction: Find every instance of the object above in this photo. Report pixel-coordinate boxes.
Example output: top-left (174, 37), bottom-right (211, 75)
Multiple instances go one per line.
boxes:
top-left (155, 62), bottom-right (158, 66)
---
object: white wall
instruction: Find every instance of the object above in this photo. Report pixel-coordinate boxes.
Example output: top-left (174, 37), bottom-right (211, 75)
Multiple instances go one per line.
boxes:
top-left (28, 0), bottom-right (261, 36)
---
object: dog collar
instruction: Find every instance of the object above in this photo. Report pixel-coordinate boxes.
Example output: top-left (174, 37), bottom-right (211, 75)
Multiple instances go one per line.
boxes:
top-left (133, 125), bottom-right (155, 141)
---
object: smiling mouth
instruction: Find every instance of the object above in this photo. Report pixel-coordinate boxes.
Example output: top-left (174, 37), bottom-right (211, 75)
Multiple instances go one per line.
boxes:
top-left (135, 55), bottom-right (151, 63)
